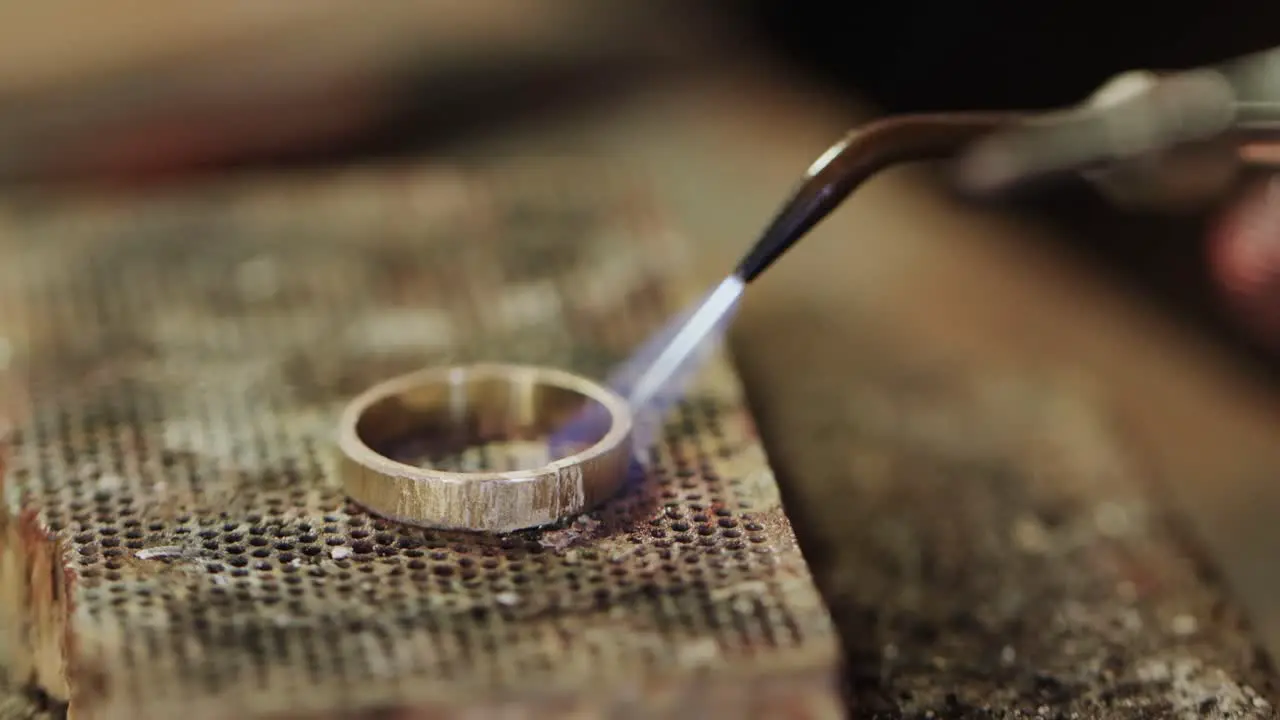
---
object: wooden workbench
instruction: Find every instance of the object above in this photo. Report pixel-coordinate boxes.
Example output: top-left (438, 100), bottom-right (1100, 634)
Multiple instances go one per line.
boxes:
top-left (5, 55), bottom-right (1280, 718)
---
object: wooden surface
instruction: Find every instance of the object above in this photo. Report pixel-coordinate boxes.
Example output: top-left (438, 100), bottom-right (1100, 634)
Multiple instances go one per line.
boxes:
top-left (0, 1), bottom-right (688, 185)
top-left (5, 51), bottom-right (1280, 720)
top-left (745, 321), bottom-right (1278, 716)
top-left (0, 1), bottom-right (638, 96)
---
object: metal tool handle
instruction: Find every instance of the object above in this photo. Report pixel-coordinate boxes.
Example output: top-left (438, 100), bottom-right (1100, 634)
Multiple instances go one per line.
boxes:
top-left (956, 46), bottom-right (1280, 210)
top-left (734, 111), bottom-right (1023, 282)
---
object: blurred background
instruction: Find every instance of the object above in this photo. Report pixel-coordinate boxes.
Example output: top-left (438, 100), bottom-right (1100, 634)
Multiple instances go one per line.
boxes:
top-left (3, 0), bottom-right (1280, 662)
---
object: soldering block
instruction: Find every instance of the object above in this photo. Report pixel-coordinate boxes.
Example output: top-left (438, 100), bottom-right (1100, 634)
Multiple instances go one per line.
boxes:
top-left (0, 167), bottom-right (843, 720)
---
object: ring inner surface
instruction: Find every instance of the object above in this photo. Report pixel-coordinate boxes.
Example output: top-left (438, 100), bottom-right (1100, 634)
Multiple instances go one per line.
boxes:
top-left (355, 373), bottom-right (613, 473)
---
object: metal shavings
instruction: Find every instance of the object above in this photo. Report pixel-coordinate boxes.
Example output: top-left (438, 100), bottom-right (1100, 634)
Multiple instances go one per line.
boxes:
top-left (133, 547), bottom-right (184, 561)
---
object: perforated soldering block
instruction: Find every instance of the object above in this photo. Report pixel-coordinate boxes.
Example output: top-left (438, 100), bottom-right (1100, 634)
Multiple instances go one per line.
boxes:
top-left (0, 167), bottom-right (843, 720)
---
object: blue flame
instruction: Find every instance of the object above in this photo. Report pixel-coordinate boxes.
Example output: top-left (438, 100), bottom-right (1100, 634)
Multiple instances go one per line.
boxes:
top-left (550, 275), bottom-right (745, 459)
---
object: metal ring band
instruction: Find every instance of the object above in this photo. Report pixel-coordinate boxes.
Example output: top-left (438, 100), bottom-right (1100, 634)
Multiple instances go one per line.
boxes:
top-left (337, 363), bottom-right (633, 533)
